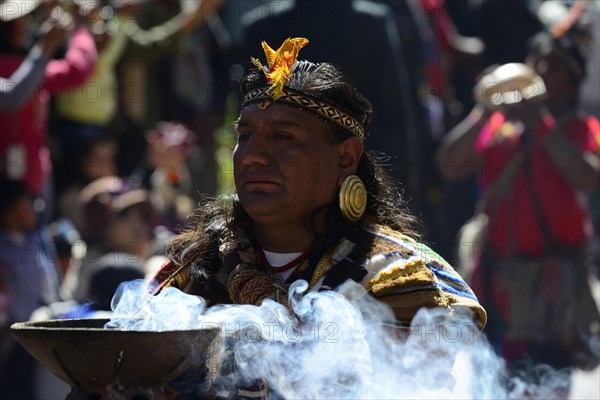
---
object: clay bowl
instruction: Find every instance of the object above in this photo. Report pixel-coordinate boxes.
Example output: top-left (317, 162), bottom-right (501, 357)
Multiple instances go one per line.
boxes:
top-left (11, 319), bottom-right (220, 397)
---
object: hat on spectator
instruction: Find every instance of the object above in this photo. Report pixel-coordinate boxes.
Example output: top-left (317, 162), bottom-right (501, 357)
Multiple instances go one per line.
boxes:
top-left (79, 176), bottom-right (152, 243)
top-left (79, 176), bottom-right (151, 214)
top-left (147, 121), bottom-right (195, 150)
top-left (0, 0), bottom-right (41, 22)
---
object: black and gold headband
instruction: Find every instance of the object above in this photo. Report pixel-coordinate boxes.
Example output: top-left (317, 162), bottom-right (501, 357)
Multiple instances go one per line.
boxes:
top-left (243, 86), bottom-right (366, 138)
top-left (245, 37), bottom-right (366, 139)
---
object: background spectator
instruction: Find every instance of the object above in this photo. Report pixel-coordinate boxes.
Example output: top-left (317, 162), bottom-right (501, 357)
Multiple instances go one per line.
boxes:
top-left (0, 179), bottom-right (60, 398)
top-left (130, 120), bottom-right (195, 233)
top-left (57, 135), bottom-right (117, 230)
top-left (0, 13), bottom-right (69, 109)
top-left (0, 0), bottom-right (97, 222)
top-left (438, 29), bottom-right (599, 393)
top-left (60, 176), bottom-right (154, 302)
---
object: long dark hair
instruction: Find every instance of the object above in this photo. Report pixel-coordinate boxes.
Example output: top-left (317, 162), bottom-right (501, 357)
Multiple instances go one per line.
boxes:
top-left (168, 61), bottom-right (421, 288)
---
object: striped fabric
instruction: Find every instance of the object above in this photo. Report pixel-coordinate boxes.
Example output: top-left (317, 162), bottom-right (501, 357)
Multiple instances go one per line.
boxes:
top-left (360, 225), bottom-right (487, 329)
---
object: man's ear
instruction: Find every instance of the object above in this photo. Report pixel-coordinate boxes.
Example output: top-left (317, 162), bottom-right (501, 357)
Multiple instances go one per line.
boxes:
top-left (338, 137), bottom-right (363, 178)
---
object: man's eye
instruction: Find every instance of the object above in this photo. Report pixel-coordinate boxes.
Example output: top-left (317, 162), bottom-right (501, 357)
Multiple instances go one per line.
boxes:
top-left (274, 132), bottom-right (292, 140)
top-left (237, 132), bottom-right (250, 142)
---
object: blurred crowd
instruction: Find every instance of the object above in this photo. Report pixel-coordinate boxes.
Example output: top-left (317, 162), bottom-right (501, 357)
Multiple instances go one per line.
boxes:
top-left (0, 0), bottom-right (598, 398)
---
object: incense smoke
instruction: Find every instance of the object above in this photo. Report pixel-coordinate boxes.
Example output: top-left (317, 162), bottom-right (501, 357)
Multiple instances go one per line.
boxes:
top-left (106, 279), bottom-right (575, 399)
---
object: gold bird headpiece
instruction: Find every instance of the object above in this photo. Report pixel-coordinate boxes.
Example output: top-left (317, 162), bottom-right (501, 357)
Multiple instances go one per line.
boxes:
top-left (251, 37), bottom-right (309, 100)
top-left (245, 37), bottom-right (365, 138)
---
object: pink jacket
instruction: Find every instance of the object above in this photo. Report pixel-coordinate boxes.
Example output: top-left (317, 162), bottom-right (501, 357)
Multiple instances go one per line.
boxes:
top-left (0, 27), bottom-right (97, 195)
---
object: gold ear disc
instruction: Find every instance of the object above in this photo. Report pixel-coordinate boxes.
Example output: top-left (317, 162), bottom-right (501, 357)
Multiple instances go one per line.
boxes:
top-left (339, 175), bottom-right (367, 222)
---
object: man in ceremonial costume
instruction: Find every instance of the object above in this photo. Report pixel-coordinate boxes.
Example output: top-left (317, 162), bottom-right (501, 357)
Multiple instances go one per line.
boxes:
top-left (153, 37), bottom-right (486, 398)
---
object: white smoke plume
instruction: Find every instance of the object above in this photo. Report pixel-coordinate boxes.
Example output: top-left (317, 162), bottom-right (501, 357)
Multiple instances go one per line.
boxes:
top-left (106, 279), bottom-right (576, 399)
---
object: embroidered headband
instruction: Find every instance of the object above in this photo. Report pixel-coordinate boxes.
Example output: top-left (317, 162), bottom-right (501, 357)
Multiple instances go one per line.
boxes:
top-left (244, 37), bottom-right (366, 139)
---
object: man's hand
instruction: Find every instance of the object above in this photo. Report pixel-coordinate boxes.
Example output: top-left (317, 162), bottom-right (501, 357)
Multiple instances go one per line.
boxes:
top-left (503, 101), bottom-right (550, 132)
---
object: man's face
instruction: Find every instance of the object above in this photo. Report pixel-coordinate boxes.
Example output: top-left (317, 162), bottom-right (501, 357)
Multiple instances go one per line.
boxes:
top-left (83, 142), bottom-right (116, 181)
top-left (3, 194), bottom-right (37, 232)
top-left (107, 205), bottom-right (152, 255)
top-left (532, 53), bottom-right (578, 107)
top-left (233, 104), bottom-right (343, 226)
